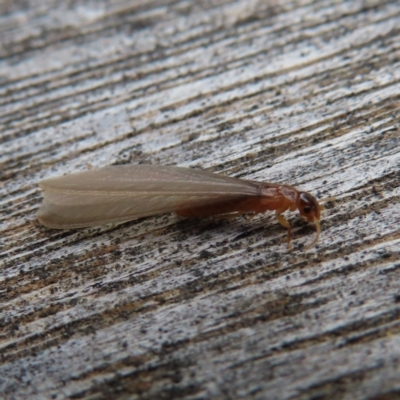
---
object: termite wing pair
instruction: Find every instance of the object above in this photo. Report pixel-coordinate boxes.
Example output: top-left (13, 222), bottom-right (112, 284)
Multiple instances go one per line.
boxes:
top-left (37, 164), bottom-right (322, 249)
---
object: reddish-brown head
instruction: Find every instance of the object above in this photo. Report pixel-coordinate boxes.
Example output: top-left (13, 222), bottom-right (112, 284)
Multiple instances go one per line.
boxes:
top-left (297, 192), bottom-right (321, 223)
top-left (296, 191), bottom-right (321, 249)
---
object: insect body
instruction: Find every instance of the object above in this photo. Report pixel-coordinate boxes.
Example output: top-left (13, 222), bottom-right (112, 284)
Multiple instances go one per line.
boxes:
top-left (37, 165), bottom-right (321, 249)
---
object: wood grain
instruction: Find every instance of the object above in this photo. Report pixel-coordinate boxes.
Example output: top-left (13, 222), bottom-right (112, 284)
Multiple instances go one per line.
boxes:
top-left (1, 1), bottom-right (400, 399)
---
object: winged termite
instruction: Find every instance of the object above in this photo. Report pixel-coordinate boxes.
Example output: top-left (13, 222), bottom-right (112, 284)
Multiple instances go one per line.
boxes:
top-left (37, 165), bottom-right (321, 249)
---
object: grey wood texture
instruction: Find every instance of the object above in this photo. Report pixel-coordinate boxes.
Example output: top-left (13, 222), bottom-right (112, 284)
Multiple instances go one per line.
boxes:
top-left (1, 1), bottom-right (400, 399)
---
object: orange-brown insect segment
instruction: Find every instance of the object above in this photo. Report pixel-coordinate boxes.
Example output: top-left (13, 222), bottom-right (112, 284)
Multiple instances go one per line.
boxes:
top-left (260, 185), bottom-right (321, 250)
top-left (37, 165), bottom-right (322, 250)
top-left (296, 191), bottom-right (321, 249)
top-left (177, 183), bottom-right (321, 249)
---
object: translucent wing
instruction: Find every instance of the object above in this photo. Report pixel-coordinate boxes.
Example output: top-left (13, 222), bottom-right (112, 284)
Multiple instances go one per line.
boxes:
top-left (37, 165), bottom-right (261, 229)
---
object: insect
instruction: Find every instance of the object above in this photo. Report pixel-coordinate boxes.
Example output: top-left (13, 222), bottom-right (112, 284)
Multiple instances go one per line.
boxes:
top-left (37, 165), bottom-right (321, 249)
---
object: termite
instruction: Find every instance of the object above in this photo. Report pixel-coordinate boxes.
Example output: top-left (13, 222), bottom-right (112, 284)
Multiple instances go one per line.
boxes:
top-left (37, 165), bottom-right (321, 249)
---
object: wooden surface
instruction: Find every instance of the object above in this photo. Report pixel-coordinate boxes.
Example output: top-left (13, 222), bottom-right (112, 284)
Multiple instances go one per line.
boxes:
top-left (1, 1), bottom-right (400, 399)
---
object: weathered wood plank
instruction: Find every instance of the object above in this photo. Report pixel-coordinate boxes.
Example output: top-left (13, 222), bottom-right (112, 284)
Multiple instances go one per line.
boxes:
top-left (1, 0), bottom-right (400, 399)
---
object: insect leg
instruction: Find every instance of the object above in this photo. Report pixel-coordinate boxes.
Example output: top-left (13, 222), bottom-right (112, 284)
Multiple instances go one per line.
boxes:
top-left (275, 211), bottom-right (293, 250)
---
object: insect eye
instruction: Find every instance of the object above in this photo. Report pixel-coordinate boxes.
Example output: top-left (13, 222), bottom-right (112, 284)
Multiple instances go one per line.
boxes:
top-left (303, 206), bottom-right (312, 214)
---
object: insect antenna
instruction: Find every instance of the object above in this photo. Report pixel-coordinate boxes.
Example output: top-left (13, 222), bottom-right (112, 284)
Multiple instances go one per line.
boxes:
top-left (305, 218), bottom-right (321, 250)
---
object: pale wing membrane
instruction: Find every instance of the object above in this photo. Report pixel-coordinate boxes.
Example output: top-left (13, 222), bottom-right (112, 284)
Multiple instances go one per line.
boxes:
top-left (39, 165), bottom-right (259, 194)
top-left (38, 165), bottom-right (261, 229)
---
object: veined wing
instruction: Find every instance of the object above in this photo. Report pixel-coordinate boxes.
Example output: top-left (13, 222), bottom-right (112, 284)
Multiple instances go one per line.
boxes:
top-left (37, 165), bottom-right (261, 229)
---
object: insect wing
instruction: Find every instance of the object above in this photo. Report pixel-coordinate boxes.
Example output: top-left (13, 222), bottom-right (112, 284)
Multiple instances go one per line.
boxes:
top-left (38, 165), bottom-right (260, 229)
